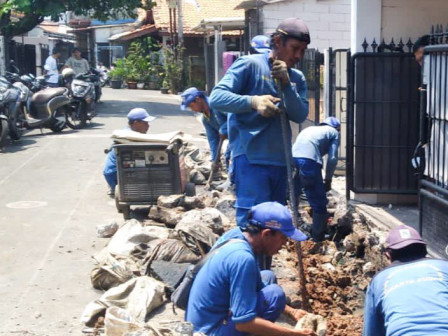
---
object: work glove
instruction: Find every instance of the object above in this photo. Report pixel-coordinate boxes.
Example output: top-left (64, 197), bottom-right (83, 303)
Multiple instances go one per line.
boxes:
top-left (251, 95), bottom-right (281, 118)
top-left (271, 59), bottom-right (290, 85)
top-left (324, 179), bottom-right (332, 192)
top-left (219, 133), bottom-right (228, 140)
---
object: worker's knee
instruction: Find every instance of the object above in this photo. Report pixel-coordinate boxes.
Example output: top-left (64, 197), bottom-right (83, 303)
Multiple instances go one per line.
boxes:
top-left (257, 284), bottom-right (286, 322)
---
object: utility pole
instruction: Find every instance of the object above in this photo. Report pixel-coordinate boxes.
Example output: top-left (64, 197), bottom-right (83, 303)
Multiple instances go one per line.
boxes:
top-left (177, 0), bottom-right (184, 44)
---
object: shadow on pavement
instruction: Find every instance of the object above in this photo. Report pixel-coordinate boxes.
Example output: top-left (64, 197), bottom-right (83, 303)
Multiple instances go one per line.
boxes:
top-left (0, 137), bottom-right (38, 154)
top-left (97, 100), bottom-right (186, 118)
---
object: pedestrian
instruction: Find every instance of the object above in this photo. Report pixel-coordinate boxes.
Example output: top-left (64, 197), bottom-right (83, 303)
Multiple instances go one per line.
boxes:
top-left (209, 17), bottom-right (310, 227)
top-left (292, 117), bottom-right (340, 241)
top-left (63, 47), bottom-right (90, 75)
top-left (180, 87), bottom-right (230, 171)
top-left (249, 35), bottom-right (271, 55)
top-left (186, 202), bottom-right (316, 336)
top-left (412, 35), bottom-right (430, 67)
top-left (44, 47), bottom-right (61, 88)
top-left (363, 224), bottom-right (448, 336)
top-left (103, 108), bottom-right (156, 196)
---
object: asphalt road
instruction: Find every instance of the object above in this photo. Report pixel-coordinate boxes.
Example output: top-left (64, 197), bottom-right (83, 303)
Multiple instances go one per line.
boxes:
top-left (0, 88), bottom-right (205, 335)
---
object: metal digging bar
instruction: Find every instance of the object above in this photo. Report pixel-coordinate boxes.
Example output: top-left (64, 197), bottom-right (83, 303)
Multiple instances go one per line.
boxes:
top-left (206, 137), bottom-right (224, 189)
top-left (275, 77), bottom-right (309, 311)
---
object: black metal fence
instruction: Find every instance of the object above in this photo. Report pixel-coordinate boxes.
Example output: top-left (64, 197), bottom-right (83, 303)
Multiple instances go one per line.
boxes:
top-left (8, 40), bottom-right (36, 75)
top-left (419, 25), bottom-right (448, 257)
top-left (346, 39), bottom-right (421, 198)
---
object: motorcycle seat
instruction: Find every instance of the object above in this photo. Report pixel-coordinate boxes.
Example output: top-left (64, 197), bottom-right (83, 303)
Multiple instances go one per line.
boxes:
top-left (32, 87), bottom-right (66, 104)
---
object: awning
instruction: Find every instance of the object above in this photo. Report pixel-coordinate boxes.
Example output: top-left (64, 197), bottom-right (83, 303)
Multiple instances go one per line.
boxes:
top-left (234, 0), bottom-right (286, 10)
top-left (191, 17), bottom-right (245, 32)
top-left (108, 24), bottom-right (158, 42)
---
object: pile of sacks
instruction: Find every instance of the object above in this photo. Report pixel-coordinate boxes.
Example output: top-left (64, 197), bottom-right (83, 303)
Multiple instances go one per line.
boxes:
top-left (82, 192), bottom-right (235, 335)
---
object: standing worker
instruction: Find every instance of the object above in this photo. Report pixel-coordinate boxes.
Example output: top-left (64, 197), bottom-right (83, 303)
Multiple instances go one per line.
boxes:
top-left (209, 18), bottom-right (310, 226)
top-left (249, 35), bottom-right (271, 55)
top-left (103, 108), bottom-right (156, 196)
top-left (180, 87), bottom-right (229, 171)
top-left (363, 225), bottom-right (448, 336)
top-left (292, 117), bottom-right (340, 241)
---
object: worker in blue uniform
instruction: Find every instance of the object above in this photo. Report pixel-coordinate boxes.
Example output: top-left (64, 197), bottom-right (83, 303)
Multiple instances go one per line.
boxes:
top-left (103, 108), bottom-right (156, 196)
top-left (292, 116), bottom-right (340, 241)
top-left (186, 202), bottom-right (315, 336)
top-left (180, 87), bottom-right (230, 170)
top-left (363, 225), bottom-right (448, 336)
top-left (250, 35), bottom-right (271, 55)
top-left (209, 18), bottom-right (310, 227)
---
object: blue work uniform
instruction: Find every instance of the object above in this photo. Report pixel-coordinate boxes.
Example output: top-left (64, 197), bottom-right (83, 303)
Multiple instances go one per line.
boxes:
top-left (103, 149), bottom-right (117, 191)
top-left (186, 230), bottom-right (286, 336)
top-left (292, 125), bottom-right (339, 240)
top-left (202, 98), bottom-right (229, 162)
top-left (210, 53), bottom-right (308, 226)
top-left (363, 258), bottom-right (448, 336)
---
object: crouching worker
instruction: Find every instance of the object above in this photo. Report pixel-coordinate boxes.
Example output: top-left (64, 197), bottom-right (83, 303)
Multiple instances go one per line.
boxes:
top-left (363, 225), bottom-right (448, 336)
top-left (292, 117), bottom-right (340, 241)
top-left (186, 202), bottom-right (316, 336)
top-left (103, 108), bottom-right (156, 196)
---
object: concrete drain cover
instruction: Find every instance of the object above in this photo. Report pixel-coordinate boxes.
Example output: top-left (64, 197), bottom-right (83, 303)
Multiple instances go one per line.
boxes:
top-left (6, 201), bottom-right (48, 209)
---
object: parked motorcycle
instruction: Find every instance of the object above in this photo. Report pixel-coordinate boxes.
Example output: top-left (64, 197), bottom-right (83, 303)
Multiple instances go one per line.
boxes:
top-left (6, 71), bottom-right (70, 136)
top-left (62, 68), bottom-right (96, 129)
top-left (0, 77), bottom-right (12, 147)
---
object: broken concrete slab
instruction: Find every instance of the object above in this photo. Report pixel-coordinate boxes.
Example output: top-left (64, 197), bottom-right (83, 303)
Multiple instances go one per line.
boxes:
top-left (148, 206), bottom-right (185, 227)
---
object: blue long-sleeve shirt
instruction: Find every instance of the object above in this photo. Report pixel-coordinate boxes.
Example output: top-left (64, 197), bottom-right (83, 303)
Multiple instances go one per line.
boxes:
top-left (363, 258), bottom-right (448, 336)
top-left (292, 125), bottom-right (339, 180)
top-left (202, 97), bottom-right (228, 161)
top-left (210, 53), bottom-right (308, 166)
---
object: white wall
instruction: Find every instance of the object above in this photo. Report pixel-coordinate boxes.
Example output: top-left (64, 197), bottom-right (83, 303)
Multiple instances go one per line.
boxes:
top-left (262, 0), bottom-right (351, 51)
top-left (94, 26), bottom-right (132, 43)
top-left (382, 0), bottom-right (448, 42)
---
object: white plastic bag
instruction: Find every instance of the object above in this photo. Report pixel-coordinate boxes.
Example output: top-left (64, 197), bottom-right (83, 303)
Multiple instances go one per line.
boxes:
top-left (105, 307), bottom-right (142, 336)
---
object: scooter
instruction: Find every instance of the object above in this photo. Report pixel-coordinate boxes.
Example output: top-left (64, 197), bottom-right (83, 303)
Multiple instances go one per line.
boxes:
top-left (0, 77), bottom-right (12, 147)
top-left (62, 68), bottom-right (96, 129)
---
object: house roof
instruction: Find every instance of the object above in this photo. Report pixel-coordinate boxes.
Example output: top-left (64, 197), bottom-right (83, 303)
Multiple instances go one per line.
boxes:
top-left (109, 24), bottom-right (158, 41)
top-left (152, 0), bottom-right (244, 36)
top-left (234, 0), bottom-right (286, 10)
top-left (38, 22), bottom-right (75, 40)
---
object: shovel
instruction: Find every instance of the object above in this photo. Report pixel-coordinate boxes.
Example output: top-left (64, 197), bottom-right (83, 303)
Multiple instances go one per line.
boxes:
top-left (206, 137), bottom-right (224, 190)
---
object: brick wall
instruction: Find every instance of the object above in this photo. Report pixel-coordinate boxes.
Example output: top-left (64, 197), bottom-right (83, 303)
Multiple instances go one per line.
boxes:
top-left (262, 0), bottom-right (351, 51)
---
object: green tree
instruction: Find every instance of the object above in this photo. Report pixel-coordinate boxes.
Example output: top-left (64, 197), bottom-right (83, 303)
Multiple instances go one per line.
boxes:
top-left (0, 0), bottom-right (153, 37)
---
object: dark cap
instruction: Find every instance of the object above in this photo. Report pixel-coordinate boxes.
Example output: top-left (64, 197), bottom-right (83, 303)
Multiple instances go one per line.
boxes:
top-left (385, 225), bottom-right (426, 250)
top-left (276, 18), bottom-right (311, 44)
top-left (412, 35), bottom-right (430, 53)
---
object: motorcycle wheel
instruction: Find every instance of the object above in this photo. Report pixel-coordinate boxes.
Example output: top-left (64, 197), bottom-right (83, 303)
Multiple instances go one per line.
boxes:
top-left (0, 119), bottom-right (8, 149)
top-left (8, 106), bottom-right (25, 140)
top-left (66, 101), bottom-right (87, 129)
top-left (49, 107), bottom-right (67, 133)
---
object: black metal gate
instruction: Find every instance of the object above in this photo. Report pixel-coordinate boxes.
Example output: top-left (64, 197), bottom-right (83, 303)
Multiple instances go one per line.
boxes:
top-left (8, 40), bottom-right (36, 75)
top-left (347, 41), bottom-right (421, 197)
top-left (419, 28), bottom-right (448, 257)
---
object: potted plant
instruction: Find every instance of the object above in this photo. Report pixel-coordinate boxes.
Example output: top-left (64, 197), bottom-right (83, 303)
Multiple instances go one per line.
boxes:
top-left (161, 78), bottom-right (169, 94)
top-left (126, 71), bottom-right (139, 89)
top-left (109, 60), bottom-right (126, 89)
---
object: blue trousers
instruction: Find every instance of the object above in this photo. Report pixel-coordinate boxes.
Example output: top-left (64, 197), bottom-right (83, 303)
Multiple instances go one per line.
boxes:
top-left (103, 150), bottom-right (117, 190)
top-left (233, 155), bottom-right (287, 227)
top-left (293, 158), bottom-right (327, 214)
top-left (219, 270), bottom-right (286, 336)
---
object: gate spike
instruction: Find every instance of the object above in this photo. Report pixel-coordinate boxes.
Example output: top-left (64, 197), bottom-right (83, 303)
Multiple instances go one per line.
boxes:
top-left (397, 38), bottom-right (404, 52)
top-left (371, 38), bottom-right (378, 53)
top-left (390, 38), bottom-right (396, 49)
top-left (362, 38), bottom-right (369, 52)
top-left (445, 24), bottom-right (448, 43)
top-left (430, 25), bottom-right (435, 45)
top-left (406, 38), bottom-right (413, 52)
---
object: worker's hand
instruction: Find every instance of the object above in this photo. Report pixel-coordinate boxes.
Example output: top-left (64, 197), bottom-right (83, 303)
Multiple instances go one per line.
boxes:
top-left (324, 179), bottom-right (332, 192)
top-left (271, 59), bottom-right (290, 85)
top-left (294, 329), bottom-right (318, 336)
top-left (288, 308), bottom-right (308, 321)
top-left (251, 95), bottom-right (281, 117)
top-left (219, 133), bottom-right (228, 140)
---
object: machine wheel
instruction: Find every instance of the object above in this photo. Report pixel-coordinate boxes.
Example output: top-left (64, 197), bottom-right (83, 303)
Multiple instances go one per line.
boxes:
top-left (49, 107), bottom-right (67, 133)
top-left (8, 106), bottom-right (25, 140)
top-left (185, 182), bottom-right (196, 197)
top-left (0, 119), bottom-right (8, 149)
top-left (66, 101), bottom-right (87, 129)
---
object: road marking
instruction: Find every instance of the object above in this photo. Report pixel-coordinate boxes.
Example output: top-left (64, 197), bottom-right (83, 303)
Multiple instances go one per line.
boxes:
top-left (1, 168), bottom-right (99, 331)
top-left (6, 201), bottom-right (48, 209)
top-left (0, 139), bottom-right (53, 186)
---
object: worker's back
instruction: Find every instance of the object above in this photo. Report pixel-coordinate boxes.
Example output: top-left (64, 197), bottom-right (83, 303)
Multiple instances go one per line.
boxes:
top-left (364, 258), bottom-right (448, 336)
top-left (292, 125), bottom-right (339, 165)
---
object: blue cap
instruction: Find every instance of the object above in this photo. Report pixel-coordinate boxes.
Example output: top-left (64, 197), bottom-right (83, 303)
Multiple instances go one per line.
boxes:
top-left (251, 35), bottom-right (271, 54)
top-left (249, 202), bottom-right (308, 242)
top-left (127, 108), bottom-right (156, 123)
top-left (320, 116), bottom-right (341, 129)
top-left (180, 87), bottom-right (205, 111)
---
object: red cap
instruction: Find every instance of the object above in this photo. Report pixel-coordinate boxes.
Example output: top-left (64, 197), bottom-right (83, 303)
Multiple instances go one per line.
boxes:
top-left (385, 225), bottom-right (426, 250)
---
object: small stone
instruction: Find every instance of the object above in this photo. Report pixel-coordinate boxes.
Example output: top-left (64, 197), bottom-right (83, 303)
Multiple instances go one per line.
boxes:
top-left (157, 194), bottom-right (184, 208)
top-left (363, 261), bottom-right (376, 275)
top-left (321, 263), bottom-right (336, 272)
top-left (388, 203), bottom-right (393, 209)
top-left (34, 312), bottom-right (42, 319)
